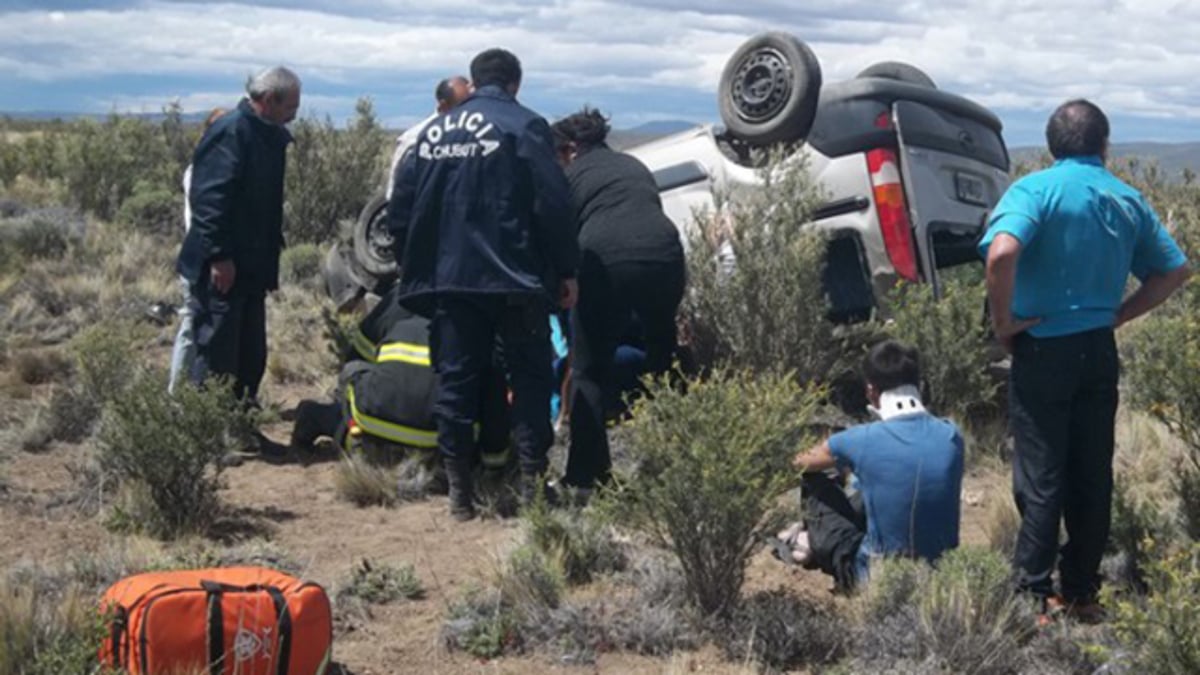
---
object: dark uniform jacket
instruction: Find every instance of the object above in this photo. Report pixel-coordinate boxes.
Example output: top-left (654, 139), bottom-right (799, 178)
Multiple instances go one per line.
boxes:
top-left (346, 286), bottom-right (410, 363)
top-left (177, 98), bottom-right (292, 292)
top-left (344, 311), bottom-right (439, 448)
top-left (565, 144), bottom-right (683, 265)
top-left (342, 306), bottom-right (510, 454)
top-left (387, 85), bottom-right (579, 315)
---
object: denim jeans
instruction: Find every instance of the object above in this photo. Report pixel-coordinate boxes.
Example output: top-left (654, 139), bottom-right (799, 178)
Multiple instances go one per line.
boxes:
top-left (167, 276), bottom-right (195, 395)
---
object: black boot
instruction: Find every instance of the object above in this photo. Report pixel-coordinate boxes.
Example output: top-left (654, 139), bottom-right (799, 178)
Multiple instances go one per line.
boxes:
top-left (290, 400), bottom-right (340, 450)
top-left (444, 458), bottom-right (477, 521)
top-left (519, 473), bottom-right (559, 510)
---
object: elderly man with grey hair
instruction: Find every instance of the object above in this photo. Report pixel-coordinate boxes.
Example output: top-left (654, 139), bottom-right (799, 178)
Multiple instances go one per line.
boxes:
top-left (176, 66), bottom-right (301, 425)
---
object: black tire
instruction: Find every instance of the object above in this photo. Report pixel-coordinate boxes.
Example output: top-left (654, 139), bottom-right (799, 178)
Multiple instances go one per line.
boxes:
top-left (323, 243), bottom-right (366, 311)
top-left (856, 61), bottom-right (937, 89)
top-left (352, 191), bottom-right (397, 278)
top-left (718, 32), bottom-right (822, 145)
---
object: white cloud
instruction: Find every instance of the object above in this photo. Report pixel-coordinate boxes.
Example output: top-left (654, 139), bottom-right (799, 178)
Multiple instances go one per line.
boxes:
top-left (0, 0), bottom-right (1198, 135)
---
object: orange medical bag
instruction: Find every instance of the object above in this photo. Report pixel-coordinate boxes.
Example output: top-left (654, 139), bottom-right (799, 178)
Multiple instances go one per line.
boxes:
top-left (99, 566), bottom-right (332, 675)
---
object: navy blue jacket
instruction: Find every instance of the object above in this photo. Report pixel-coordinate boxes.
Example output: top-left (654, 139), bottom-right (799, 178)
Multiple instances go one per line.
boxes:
top-left (176, 98), bottom-right (292, 292)
top-left (387, 86), bottom-right (579, 315)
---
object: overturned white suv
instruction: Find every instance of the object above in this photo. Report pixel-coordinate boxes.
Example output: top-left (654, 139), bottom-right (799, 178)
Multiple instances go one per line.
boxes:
top-left (328, 32), bottom-right (1011, 321)
top-left (628, 32), bottom-right (1011, 321)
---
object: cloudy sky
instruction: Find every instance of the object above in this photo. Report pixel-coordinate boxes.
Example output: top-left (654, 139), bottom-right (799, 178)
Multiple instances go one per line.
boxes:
top-left (1, 0), bottom-right (1198, 146)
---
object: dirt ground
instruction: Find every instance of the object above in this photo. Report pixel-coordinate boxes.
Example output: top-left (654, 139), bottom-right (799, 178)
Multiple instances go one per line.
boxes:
top-left (0, 380), bottom-right (1000, 674)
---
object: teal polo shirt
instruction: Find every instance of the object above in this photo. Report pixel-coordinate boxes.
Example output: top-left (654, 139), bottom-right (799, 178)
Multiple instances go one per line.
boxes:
top-left (978, 156), bottom-right (1187, 337)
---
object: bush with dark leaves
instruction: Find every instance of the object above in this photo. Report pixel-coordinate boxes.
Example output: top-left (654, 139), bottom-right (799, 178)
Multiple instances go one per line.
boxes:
top-left (719, 590), bottom-right (849, 672)
top-left (600, 368), bottom-right (822, 618)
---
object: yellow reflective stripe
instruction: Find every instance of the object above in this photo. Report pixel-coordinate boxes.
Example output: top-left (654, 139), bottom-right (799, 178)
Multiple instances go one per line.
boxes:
top-left (376, 341), bottom-right (431, 366)
top-left (350, 328), bottom-right (377, 363)
top-left (346, 384), bottom-right (438, 448)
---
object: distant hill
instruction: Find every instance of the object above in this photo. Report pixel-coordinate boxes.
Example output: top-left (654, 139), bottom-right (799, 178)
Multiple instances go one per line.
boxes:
top-left (2, 109), bottom-right (209, 124)
top-left (1010, 142), bottom-right (1200, 178)
top-left (8, 109), bottom-right (1193, 177)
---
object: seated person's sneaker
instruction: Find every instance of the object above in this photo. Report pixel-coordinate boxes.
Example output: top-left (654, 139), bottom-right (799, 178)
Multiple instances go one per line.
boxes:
top-left (790, 531), bottom-right (811, 564)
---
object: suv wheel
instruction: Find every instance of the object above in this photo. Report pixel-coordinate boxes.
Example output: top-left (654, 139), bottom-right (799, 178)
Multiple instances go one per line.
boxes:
top-left (718, 32), bottom-right (822, 146)
top-left (352, 191), bottom-right (398, 278)
top-left (856, 61), bottom-right (937, 89)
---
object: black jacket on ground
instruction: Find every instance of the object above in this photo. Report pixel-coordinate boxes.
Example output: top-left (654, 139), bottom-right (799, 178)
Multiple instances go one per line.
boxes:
top-left (387, 85), bottom-right (579, 315)
top-left (564, 145), bottom-right (683, 265)
top-left (176, 98), bottom-right (292, 292)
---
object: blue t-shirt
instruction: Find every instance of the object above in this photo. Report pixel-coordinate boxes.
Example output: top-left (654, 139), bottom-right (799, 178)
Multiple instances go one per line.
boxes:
top-left (978, 156), bottom-right (1187, 338)
top-left (828, 413), bottom-right (964, 578)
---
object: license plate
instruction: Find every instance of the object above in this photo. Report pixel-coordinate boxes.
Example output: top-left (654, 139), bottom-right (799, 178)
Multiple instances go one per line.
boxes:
top-left (954, 171), bottom-right (987, 206)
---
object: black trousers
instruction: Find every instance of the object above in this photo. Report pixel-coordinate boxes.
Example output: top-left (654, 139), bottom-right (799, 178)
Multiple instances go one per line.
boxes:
top-left (565, 256), bottom-right (685, 489)
top-left (802, 472), bottom-right (866, 591)
top-left (188, 280), bottom-right (267, 404)
top-left (430, 294), bottom-right (553, 475)
top-left (1010, 328), bottom-right (1119, 602)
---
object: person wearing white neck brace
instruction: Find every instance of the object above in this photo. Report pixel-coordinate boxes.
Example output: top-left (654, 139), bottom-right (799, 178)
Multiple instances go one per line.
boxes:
top-left (787, 340), bottom-right (964, 590)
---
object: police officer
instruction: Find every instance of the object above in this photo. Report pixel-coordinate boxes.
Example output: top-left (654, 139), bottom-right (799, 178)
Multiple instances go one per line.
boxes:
top-left (388, 48), bottom-right (579, 520)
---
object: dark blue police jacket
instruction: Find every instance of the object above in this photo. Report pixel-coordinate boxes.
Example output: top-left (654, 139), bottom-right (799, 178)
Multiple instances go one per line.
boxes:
top-left (176, 98), bottom-right (292, 292)
top-left (387, 85), bottom-right (579, 316)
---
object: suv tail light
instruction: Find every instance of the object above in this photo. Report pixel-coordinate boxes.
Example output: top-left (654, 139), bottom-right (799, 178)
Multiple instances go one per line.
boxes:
top-left (866, 148), bottom-right (919, 281)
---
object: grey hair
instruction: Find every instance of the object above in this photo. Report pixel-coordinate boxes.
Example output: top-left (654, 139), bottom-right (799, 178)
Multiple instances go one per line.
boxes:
top-left (246, 66), bottom-right (301, 101)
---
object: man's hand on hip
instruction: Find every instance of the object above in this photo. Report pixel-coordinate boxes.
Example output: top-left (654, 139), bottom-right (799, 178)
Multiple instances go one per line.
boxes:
top-left (210, 259), bottom-right (236, 294)
top-left (985, 233), bottom-right (1039, 353)
top-left (558, 278), bottom-right (578, 310)
top-left (992, 315), bottom-right (1041, 354)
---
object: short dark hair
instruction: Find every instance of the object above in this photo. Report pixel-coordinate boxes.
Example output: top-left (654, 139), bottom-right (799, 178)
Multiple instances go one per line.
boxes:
top-left (552, 107), bottom-right (611, 150)
top-left (434, 76), bottom-right (467, 105)
top-left (863, 340), bottom-right (921, 392)
top-left (1045, 99), bottom-right (1109, 159)
top-left (470, 48), bottom-right (522, 90)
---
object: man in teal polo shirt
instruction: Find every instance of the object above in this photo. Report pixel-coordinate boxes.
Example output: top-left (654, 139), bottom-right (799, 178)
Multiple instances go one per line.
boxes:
top-left (980, 99), bottom-right (1190, 623)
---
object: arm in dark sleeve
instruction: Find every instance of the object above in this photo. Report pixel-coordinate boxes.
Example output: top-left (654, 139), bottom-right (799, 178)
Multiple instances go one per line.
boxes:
top-left (518, 117), bottom-right (580, 279)
top-left (187, 123), bottom-right (243, 262)
top-left (387, 149), bottom-right (419, 263)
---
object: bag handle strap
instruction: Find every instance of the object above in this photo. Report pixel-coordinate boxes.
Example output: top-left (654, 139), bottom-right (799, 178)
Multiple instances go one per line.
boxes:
top-left (199, 581), bottom-right (292, 675)
top-left (205, 589), bottom-right (224, 675)
top-left (264, 586), bottom-right (293, 675)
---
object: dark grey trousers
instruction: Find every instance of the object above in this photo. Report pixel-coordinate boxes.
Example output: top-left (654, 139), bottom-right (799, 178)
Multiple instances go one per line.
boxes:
top-left (1009, 328), bottom-right (1118, 602)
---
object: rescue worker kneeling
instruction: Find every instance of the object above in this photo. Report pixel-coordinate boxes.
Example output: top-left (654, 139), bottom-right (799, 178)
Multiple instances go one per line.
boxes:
top-left (291, 293), bottom-right (510, 475)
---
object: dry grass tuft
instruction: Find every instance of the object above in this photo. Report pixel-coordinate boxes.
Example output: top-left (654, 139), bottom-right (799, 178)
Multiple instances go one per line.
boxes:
top-left (266, 284), bottom-right (338, 388)
top-left (334, 450), bottom-right (397, 507)
top-left (10, 348), bottom-right (71, 385)
top-left (983, 492), bottom-right (1021, 559)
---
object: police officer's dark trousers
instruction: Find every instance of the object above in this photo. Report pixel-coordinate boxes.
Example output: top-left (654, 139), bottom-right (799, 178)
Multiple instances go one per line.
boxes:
top-left (187, 278), bottom-right (267, 404)
top-left (431, 294), bottom-right (554, 484)
top-left (1010, 328), bottom-right (1118, 603)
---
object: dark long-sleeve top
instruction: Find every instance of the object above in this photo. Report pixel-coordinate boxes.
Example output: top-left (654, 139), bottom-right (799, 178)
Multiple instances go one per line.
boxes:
top-left (564, 144), bottom-right (683, 265)
top-left (176, 98), bottom-right (292, 291)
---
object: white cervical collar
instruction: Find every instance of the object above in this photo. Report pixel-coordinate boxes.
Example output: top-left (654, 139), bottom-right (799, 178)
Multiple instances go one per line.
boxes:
top-left (868, 384), bottom-right (927, 421)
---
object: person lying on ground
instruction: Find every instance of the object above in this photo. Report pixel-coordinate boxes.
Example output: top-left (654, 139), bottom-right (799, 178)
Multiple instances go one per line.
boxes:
top-left (788, 340), bottom-right (964, 591)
